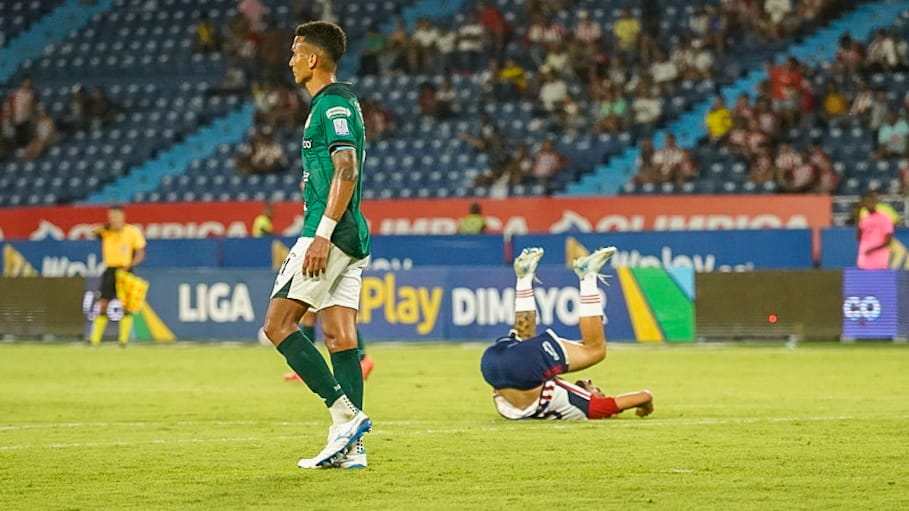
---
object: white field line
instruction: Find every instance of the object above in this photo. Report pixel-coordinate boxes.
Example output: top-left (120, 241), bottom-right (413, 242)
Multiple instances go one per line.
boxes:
top-left (2, 414), bottom-right (909, 452)
top-left (2, 413), bottom-right (905, 433)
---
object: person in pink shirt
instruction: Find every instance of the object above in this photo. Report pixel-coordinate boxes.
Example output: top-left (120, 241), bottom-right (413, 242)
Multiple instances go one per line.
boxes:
top-left (856, 191), bottom-right (894, 269)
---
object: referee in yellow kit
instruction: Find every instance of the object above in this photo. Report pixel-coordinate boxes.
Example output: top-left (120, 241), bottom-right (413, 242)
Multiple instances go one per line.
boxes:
top-left (89, 205), bottom-right (146, 346)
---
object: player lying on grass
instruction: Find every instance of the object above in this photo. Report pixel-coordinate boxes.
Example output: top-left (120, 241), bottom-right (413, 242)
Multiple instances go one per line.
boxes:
top-left (480, 247), bottom-right (654, 420)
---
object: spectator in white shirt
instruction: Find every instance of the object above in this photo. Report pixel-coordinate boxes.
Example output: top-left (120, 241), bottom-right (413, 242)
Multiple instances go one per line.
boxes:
top-left (542, 44), bottom-right (572, 79)
top-left (411, 18), bottom-right (440, 74)
top-left (538, 71), bottom-right (568, 112)
top-left (632, 86), bottom-right (662, 129)
top-left (435, 27), bottom-right (457, 74)
top-left (650, 49), bottom-right (679, 91)
top-left (764, 0), bottom-right (793, 37)
top-left (456, 13), bottom-right (487, 72)
top-left (867, 29), bottom-right (898, 72)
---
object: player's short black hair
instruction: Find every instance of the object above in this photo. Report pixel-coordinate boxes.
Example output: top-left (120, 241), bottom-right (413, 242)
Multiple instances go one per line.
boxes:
top-left (108, 204), bottom-right (124, 212)
top-left (295, 21), bottom-right (346, 65)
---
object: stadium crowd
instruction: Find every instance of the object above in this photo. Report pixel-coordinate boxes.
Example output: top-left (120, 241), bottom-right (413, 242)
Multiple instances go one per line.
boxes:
top-left (1, 76), bottom-right (117, 162)
top-left (660, 27), bottom-right (909, 195)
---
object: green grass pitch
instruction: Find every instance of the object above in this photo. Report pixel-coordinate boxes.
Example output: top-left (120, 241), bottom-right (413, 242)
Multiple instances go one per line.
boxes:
top-left (1, 341), bottom-right (908, 510)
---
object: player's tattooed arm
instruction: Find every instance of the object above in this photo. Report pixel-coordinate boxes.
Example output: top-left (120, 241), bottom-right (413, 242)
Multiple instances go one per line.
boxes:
top-left (322, 147), bottom-right (359, 221)
top-left (304, 147), bottom-right (359, 276)
top-left (514, 311), bottom-right (537, 340)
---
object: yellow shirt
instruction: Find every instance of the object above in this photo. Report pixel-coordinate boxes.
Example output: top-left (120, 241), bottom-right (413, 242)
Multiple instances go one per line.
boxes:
top-left (824, 94), bottom-right (848, 116)
top-left (458, 214), bottom-right (487, 234)
top-left (99, 225), bottom-right (146, 268)
top-left (858, 204), bottom-right (901, 225)
top-left (252, 214), bottom-right (273, 237)
top-left (614, 18), bottom-right (641, 49)
top-left (705, 108), bottom-right (733, 139)
top-left (499, 66), bottom-right (527, 90)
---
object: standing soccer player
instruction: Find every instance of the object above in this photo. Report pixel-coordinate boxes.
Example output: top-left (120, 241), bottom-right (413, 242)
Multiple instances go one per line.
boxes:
top-left (262, 21), bottom-right (371, 469)
top-left (89, 205), bottom-right (146, 346)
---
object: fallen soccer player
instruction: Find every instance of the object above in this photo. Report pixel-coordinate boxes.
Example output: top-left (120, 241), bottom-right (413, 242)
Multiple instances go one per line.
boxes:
top-left (480, 247), bottom-right (654, 420)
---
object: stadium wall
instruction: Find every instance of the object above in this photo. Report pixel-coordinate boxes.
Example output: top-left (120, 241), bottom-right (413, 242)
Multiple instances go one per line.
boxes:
top-left (0, 195), bottom-right (831, 240)
top-left (77, 267), bottom-right (694, 343)
top-left (9, 267), bottom-right (909, 343)
top-left (1, 229), bottom-right (823, 277)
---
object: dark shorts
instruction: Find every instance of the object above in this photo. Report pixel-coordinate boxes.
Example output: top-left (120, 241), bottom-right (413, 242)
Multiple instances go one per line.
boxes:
top-left (99, 267), bottom-right (122, 300)
top-left (480, 330), bottom-right (569, 390)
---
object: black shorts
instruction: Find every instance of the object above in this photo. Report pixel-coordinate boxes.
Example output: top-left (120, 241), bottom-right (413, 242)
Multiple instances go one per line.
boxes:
top-left (99, 267), bottom-right (122, 300)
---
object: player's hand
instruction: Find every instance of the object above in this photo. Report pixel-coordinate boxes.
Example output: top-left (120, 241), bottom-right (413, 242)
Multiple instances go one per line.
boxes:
top-left (302, 236), bottom-right (330, 278)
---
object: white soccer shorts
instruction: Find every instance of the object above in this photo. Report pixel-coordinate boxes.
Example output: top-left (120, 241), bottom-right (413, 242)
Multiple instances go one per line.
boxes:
top-left (271, 237), bottom-right (370, 311)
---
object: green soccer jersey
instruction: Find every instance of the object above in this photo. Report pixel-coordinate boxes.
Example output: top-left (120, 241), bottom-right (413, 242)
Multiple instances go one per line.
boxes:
top-left (300, 82), bottom-right (370, 259)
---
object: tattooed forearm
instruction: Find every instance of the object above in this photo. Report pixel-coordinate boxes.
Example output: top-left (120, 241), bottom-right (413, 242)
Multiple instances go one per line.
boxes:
top-left (331, 150), bottom-right (358, 182)
top-left (514, 311), bottom-right (537, 340)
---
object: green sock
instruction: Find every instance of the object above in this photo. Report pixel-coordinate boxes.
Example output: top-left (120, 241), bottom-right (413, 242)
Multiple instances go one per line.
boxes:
top-left (276, 331), bottom-right (344, 407)
top-left (301, 324), bottom-right (316, 345)
top-left (331, 348), bottom-right (364, 410)
top-left (356, 328), bottom-right (366, 361)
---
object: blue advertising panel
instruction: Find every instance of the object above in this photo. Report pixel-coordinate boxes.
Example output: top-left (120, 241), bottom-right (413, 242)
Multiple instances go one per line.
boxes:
top-left (369, 235), bottom-right (505, 267)
top-left (221, 237), bottom-right (293, 268)
top-left (841, 269), bottom-right (909, 340)
top-left (513, 230), bottom-right (813, 270)
top-left (359, 267), bottom-right (694, 343)
top-left (2, 239), bottom-right (220, 276)
top-left (359, 268), bottom-right (448, 339)
top-left (141, 268), bottom-right (274, 340)
top-left (822, 228), bottom-right (909, 269)
top-left (124, 267), bottom-right (693, 342)
top-left (219, 235), bottom-right (505, 269)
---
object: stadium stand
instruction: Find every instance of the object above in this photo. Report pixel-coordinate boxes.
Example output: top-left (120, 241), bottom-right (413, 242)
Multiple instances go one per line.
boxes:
top-left (619, 3), bottom-right (909, 213)
top-left (0, 0), bottom-right (67, 48)
top-left (152, 0), bottom-right (851, 203)
top-left (0, 0), bottom-right (906, 213)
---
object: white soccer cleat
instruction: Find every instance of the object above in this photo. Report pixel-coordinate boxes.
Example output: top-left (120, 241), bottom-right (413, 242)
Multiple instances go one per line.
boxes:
top-left (297, 411), bottom-right (371, 469)
top-left (334, 440), bottom-right (368, 469)
top-left (572, 246), bottom-right (617, 279)
top-left (514, 247), bottom-right (544, 278)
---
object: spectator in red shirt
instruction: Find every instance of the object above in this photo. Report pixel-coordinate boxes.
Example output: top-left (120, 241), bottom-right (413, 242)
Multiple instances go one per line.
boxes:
top-left (835, 33), bottom-right (865, 76)
top-left (653, 134), bottom-right (688, 183)
top-left (6, 76), bottom-right (38, 148)
top-left (362, 99), bottom-right (393, 141)
top-left (754, 96), bottom-right (780, 139)
top-left (780, 159), bottom-right (818, 193)
top-left (633, 137), bottom-right (658, 184)
top-left (748, 147), bottom-right (778, 185)
top-left (477, 1), bottom-right (508, 57)
top-left (775, 142), bottom-right (803, 175)
top-left (768, 57), bottom-right (802, 128)
top-left (530, 138), bottom-right (568, 186)
top-left (732, 92), bottom-right (755, 125)
top-left (574, 10), bottom-right (602, 45)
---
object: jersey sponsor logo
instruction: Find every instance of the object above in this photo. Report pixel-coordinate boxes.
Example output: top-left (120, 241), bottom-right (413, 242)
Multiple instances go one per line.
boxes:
top-left (333, 118), bottom-right (350, 136)
top-left (325, 106), bottom-right (351, 118)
